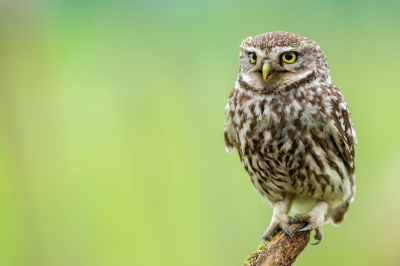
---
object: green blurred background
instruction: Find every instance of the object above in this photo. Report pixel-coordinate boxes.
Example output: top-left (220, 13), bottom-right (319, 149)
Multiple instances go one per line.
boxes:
top-left (0, 0), bottom-right (399, 265)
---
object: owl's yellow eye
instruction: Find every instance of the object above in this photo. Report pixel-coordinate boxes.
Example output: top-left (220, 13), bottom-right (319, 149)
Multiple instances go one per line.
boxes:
top-left (281, 52), bottom-right (297, 63)
top-left (249, 53), bottom-right (257, 63)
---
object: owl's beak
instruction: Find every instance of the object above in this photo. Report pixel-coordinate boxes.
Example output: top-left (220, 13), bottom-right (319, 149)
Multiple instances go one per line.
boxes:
top-left (262, 60), bottom-right (275, 82)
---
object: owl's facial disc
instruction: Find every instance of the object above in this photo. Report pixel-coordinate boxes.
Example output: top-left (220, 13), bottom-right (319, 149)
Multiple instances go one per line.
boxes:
top-left (239, 45), bottom-right (320, 93)
top-left (238, 32), bottom-right (330, 94)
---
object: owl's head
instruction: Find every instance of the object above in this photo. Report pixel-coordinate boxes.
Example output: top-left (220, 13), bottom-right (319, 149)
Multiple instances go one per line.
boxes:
top-left (238, 32), bottom-right (330, 94)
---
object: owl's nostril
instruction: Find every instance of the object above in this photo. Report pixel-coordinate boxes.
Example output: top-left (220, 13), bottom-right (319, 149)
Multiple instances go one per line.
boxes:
top-left (262, 59), bottom-right (266, 65)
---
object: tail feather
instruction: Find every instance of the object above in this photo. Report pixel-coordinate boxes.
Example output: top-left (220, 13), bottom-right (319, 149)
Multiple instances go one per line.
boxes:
top-left (327, 201), bottom-right (350, 226)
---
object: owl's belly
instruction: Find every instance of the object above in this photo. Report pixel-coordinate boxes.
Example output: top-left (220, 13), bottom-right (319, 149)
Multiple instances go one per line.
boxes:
top-left (225, 87), bottom-right (353, 208)
top-left (240, 151), bottom-right (291, 204)
top-left (239, 126), bottom-right (352, 208)
top-left (290, 195), bottom-right (317, 214)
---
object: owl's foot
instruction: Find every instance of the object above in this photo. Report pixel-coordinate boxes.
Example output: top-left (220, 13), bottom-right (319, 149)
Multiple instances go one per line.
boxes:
top-left (262, 196), bottom-right (293, 245)
top-left (290, 212), bottom-right (323, 244)
top-left (289, 201), bottom-right (328, 245)
top-left (262, 213), bottom-right (292, 245)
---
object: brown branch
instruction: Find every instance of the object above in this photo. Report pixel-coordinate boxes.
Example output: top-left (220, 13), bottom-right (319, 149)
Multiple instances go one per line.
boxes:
top-left (243, 222), bottom-right (311, 266)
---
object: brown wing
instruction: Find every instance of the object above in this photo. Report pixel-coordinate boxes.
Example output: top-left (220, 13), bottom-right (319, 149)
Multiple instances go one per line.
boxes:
top-left (224, 89), bottom-right (238, 154)
top-left (327, 85), bottom-right (357, 172)
top-left (326, 85), bottom-right (357, 205)
top-left (224, 131), bottom-right (235, 154)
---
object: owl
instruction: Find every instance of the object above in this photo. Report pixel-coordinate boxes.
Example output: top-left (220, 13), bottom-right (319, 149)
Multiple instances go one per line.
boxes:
top-left (224, 32), bottom-right (357, 245)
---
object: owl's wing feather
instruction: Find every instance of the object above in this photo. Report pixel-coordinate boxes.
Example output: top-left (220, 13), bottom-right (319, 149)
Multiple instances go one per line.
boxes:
top-left (326, 85), bottom-right (357, 171)
top-left (224, 132), bottom-right (235, 154)
top-left (224, 91), bottom-right (237, 154)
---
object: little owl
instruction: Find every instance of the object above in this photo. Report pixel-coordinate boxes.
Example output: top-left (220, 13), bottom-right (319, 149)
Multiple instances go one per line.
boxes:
top-left (224, 32), bottom-right (357, 245)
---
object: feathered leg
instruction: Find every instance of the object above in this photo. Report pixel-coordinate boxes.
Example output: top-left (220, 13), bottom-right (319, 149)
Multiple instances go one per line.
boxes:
top-left (262, 195), bottom-right (292, 245)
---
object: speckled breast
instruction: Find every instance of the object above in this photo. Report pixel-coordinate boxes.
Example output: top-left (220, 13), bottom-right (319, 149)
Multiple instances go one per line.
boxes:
top-left (224, 84), bottom-right (353, 207)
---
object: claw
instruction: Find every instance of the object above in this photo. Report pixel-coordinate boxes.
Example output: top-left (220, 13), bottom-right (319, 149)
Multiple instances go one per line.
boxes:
top-left (297, 227), bottom-right (311, 233)
top-left (284, 228), bottom-right (292, 239)
top-left (262, 235), bottom-right (268, 246)
top-left (310, 239), bottom-right (321, 245)
top-left (289, 218), bottom-right (295, 224)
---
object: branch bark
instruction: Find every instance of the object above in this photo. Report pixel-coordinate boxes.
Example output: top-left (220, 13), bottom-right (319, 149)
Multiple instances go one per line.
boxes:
top-left (243, 222), bottom-right (311, 266)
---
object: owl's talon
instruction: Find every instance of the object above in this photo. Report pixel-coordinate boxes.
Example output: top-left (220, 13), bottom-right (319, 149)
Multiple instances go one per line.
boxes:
top-left (284, 228), bottom-right (292, 239)
top-left (297, 226), bottom-right (311, 233)
top-left (262, 235), bottom-right (268, 246)
top-left (310, 239), bottom-right (321, 245)
top-left (289, 218), bottom-right (295, 224)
